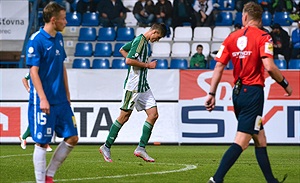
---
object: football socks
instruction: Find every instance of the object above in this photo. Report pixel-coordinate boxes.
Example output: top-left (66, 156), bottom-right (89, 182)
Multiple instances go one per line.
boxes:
top-left (213, 143), bottom-right (243, 182)
top-left (33, 144), bottom-right (47, 182)
top-left (139, 121), bottom-right (153, 148)
top-left (105, 120), bottom-right (122, 148)
top-left (255, 147), bottom-right (277, 182)
top-left (46, 141), bottom-right (73, 177)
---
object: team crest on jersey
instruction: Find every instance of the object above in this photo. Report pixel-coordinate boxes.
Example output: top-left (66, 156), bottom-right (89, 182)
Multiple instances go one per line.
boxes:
top-left (55, 49), bottom-right (60, 56)
top-left (237, 36), bottom-right (247, 51)
top-left (27, 47), bottom-right (36, 57)
top-left (28, 47), bottom-right (34, 53)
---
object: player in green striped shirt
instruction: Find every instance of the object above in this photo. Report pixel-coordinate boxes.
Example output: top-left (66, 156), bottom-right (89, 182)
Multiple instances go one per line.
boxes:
top-left (99, 23), bottom-right (167, 163)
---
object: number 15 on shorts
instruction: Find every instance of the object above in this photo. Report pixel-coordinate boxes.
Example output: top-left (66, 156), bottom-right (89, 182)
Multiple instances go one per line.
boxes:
top-left (37, 112), bottom-right (47, 125)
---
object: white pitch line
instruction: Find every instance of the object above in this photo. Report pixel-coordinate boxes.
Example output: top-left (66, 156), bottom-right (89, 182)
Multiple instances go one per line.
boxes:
top-left (1, 154), bottom-right (197, 182)
top-left (58, 163), bottom-right (197, 182)
top-left (19, 162), bottom-right (197, 183)
top-left (0, 153), bottom-right (32, 158)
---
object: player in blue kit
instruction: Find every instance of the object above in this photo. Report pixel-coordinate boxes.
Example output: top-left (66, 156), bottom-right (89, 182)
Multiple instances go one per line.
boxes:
top-left (26, 2), bottom-right (78, 183)
top-left (19, 73), bottom-right (53, 152)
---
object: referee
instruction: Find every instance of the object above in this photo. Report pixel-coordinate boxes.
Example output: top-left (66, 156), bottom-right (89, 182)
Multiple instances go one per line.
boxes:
top-left (205, 2), bottom-right (292, 183)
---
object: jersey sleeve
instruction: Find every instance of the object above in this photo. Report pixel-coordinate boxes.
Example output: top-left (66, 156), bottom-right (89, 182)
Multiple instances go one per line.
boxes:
top-left (126, 38), bottom-right (141, 60)
top-left (215, 37), bottom-right (231, 65)
top-left (259, 33), bottom-right (273, 58)
top-left (121, 41), bottom-right (132, 53)
top-left (26, 38), bottom-right (42, 67)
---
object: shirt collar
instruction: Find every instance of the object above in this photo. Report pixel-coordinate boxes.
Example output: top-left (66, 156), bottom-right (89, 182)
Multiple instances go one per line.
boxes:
top-left (40, 27), bottom-right (53, 39)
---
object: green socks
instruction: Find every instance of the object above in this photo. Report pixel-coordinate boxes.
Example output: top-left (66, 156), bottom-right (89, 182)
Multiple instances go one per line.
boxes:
top-left (139, 121), bottom-right (153, 148)
top-left (105, 120), bottom-right (122, 148)
top-left (22, 126), bottom-right (31, 139)
top-left (105, 121), bottom-right (153, 148)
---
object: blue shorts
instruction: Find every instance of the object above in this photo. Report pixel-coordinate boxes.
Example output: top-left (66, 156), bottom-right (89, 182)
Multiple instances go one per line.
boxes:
top-left (28, 102), bottom-right (78, 144)
top-left (232, 85), bottom-right (264, 135)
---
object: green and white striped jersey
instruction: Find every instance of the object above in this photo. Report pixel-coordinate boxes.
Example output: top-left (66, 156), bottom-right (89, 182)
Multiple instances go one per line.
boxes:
top-left (122, 34), bottom-right (150, 93)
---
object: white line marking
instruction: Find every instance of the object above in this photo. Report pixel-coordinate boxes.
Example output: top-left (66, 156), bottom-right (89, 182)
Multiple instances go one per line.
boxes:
top-left (58, 162), bottom-right (197, 182)
top-left (18, 162), bottom-right (197, 183)
top-left (1, 154), bottom-right (197, 182)
top-left (0, 153), bottom-right (32, 158)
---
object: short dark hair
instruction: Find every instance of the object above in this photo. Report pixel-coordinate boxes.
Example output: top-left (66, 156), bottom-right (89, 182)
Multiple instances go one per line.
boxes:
top-left (243, 2), bottom-right (263, 22)
top-left (197, 44), bottom-right (203, 49)
top-left (43, 1), bottom-right (66, 23)
top-left (151, 23), bottom-right (167, 37)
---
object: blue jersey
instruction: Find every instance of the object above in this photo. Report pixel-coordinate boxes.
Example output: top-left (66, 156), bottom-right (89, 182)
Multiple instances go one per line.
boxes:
top-left (26, 27), bottom-right (67, 105)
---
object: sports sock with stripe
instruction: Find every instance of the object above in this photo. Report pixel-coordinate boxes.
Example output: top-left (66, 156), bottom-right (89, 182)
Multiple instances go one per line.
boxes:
top-left (139, 121), bottom-right (153, 148)
top-left (105, 120), bottom-right (122, 148)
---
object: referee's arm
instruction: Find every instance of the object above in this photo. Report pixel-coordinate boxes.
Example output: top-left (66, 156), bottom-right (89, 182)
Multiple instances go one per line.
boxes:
top-left (262, 57), bottom-right (292, 96)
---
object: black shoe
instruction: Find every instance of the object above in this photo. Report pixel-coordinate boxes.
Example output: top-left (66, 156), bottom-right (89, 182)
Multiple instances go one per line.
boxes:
top-left (274, 174), bottom-right (288, 183)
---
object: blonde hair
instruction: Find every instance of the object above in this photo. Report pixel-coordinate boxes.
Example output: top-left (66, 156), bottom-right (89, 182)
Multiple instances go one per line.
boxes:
top-left (43, 1), bottom-right (66, 23)
top-left (243, 2), bottom-right (263, 22)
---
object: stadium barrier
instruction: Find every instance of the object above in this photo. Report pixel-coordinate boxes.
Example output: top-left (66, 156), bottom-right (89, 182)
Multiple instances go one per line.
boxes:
top-left (0, 69), bottom-right (299, 144)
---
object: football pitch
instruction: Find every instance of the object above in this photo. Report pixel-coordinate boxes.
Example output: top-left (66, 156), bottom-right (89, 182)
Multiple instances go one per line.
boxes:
top-left (0, 144), bottom-right (299, 183)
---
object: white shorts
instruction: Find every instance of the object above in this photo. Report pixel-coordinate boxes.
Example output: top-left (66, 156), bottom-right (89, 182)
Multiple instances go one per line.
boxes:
top-left (120, 89), bottom-right (157, 111)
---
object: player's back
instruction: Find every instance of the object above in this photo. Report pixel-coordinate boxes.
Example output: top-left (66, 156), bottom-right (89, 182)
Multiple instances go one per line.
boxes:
top-left (226, 26), bottom-right (269, 62)
top-left (221, 26), bottom-right (272, 86)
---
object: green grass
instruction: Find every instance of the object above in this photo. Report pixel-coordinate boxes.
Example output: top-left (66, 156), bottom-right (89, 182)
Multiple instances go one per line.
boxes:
top-left (0, 145), bottom-right (299, 183)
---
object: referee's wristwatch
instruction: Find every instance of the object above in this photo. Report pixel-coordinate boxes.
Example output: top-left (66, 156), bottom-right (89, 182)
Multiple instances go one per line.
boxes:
top-left (208, 92), bottom-right (215, 96)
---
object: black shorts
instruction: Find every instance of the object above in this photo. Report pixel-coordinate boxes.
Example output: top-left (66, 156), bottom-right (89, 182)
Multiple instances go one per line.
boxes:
top-left (233, 85), bottom-right (264, 135)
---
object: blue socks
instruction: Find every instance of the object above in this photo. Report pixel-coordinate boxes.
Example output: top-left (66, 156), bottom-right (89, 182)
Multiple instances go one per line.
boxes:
top-left (213, 143), bottom-right (243, 183)
top-left (213, 145), bottom-right (277, 183)
top-left (255, 147), bottom-right (276, 182)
